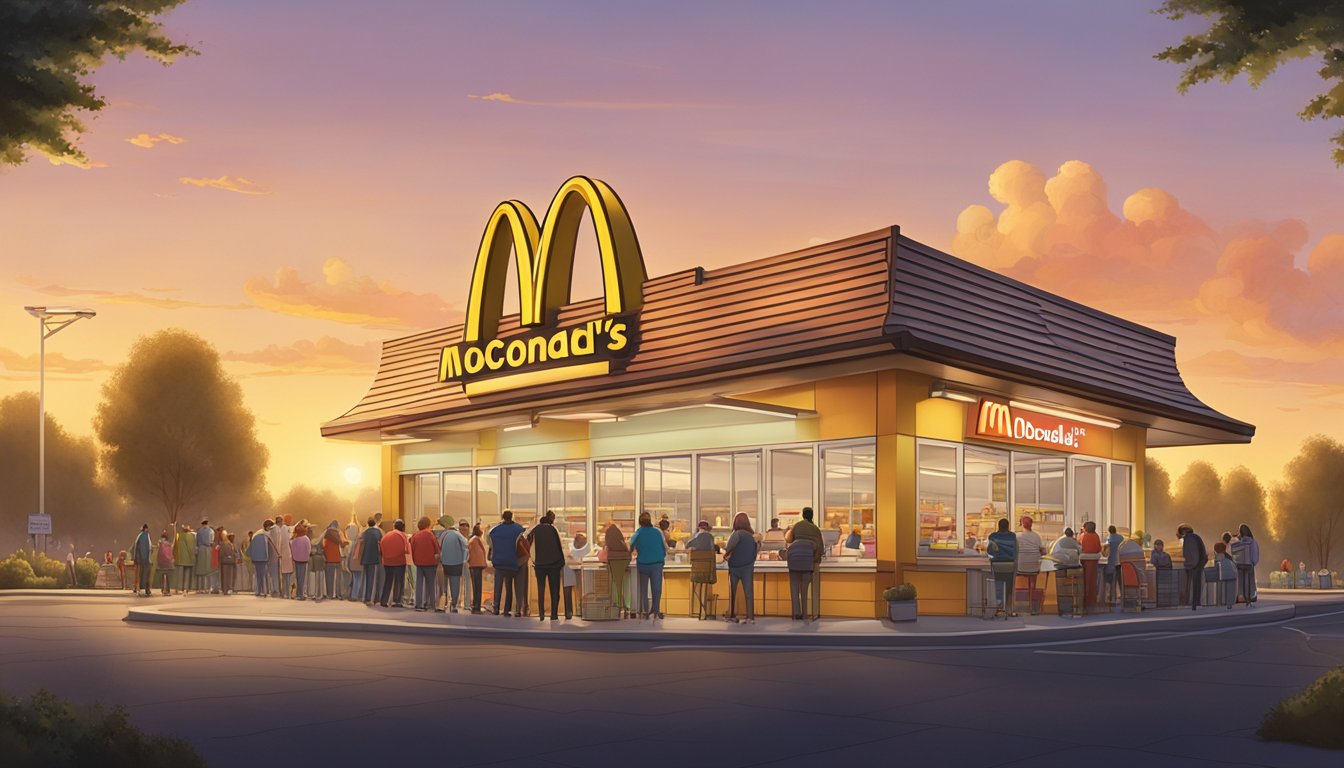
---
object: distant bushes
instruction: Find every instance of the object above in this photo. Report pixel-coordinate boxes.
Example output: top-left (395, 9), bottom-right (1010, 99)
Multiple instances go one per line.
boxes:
top-left (74, 557), bottom-right (99, 588)
top-left (0, 688), bottom-right (206, 768)
top-left (0, 550), bottom-right (71, 589)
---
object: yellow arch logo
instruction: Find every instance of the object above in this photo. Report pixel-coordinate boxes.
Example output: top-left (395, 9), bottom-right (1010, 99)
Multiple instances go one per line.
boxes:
top-left (440, 176), bottom-right (648, 396)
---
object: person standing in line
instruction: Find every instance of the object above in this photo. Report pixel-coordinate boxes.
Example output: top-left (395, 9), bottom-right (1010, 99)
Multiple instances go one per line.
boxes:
top-left (1078, 521), bottom-right (1102, 610)
top-left (116, 550), bottom-right (127, 590)
top-left (489, 510), bottom-right (524, 616)
top-left (155, 530), bottom-right (175, 595)
top-left (528, 511), bottom-right (565, 622)
top-left (290, 522), bottom-right (312, 601)
top-left (1213, 540), bottom-right (1238, 608)
top-left (1232, 524), bottom-right (1260, 606)
top-left (273, 516), bottom-right (294, 598)
top-left (987, 518), bottom-right (1019, 617)
top-left (604, 521), bottom-right (631, 617)
top-left (265, 516), bottom-right (284, 597)
top-left (249, 520), bottom-right (277, 597)
top-left (629, 511), bottom-right (667, 620)
top-left (218, 530), bottom-right (239, 595)
top-left (1179, 524), bottom-right (1208, 610)
top-left (346, 521), bottom-right (363, 601)
top-left (438, 519), bottom-right (469, 613)
top-left (321, 521), bottom-right (346, 602)
top-left (410, 516), bottom-right (441, 611)
top-left (785, 528), bottom-right (815, 621)
top-left (357, 518), bottom-right (383, 603)
top-left (468, 523), bottom-right (487, 614)
top-left (193, 518), bottom-right (215, 594)
top-left (174, 523), bottom-right (195, 594)
top-left (785, 507), bottom-right (825, 620)
top-left (132, 524), bottom-right (153, 597)
top-left (378, 519), bottom-right (410, 607)
top-left (514, 529), bottom-right (533, 617)
top-left (723, 512), bottom-right (758, 623)
top-left (563, 531), bottom-right (591, 620)
top-left (1016, 516), bottom-right (1043, 609)
top-left (1101, 524), bottom-right (1124, 607)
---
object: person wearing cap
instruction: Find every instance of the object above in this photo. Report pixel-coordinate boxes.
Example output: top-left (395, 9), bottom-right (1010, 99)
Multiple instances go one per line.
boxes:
top-left (195, 517), bottom-right (217, 594)
top-left (785, 507), bottom-right (826, 620)
top-left (438, 517), bottom-right (470, 613)
top-left (685, 520), bottom-right (717, 553)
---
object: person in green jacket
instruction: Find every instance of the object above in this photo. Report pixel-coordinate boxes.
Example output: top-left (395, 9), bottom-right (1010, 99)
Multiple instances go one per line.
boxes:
top-left (785, 507), bottom-right (827, 620)
top-left (174, 524), bottom-right (196, 594)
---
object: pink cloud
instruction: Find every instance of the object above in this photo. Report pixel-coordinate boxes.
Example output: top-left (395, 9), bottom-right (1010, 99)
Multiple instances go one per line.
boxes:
top-left (243, 258), bottom-right (462, 330)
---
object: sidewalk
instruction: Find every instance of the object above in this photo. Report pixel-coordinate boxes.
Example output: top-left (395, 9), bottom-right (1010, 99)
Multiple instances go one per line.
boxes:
top-left (119, 593), bottom-right (1306, 647)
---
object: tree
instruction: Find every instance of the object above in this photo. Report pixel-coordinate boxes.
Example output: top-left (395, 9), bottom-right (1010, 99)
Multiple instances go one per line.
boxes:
top-left (275, 485), bottom-right (349, 529)
top-left (0, 1), bottom-right (196, 167)
top-left (1155, 1), bottom-right (1344, 165)
top-left (1220, 465), bottom-right (1270, 538)
top-left (1169, 460), bottom-right (1224, 537)
top-left (95, 330), bottom-right (268, 528)
top-left (0, 393), bottom-right (124, 553)
top-left (1274, 435), bottom-right (1344, 572)
top-left (1144, 457), bottom-right (1174, 535)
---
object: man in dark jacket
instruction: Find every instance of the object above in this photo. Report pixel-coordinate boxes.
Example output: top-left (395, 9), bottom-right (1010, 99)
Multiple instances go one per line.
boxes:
top-left (785, 507), bottom-right (827, 620)
top-left (132, 523), bottom-right (153, 596)
top-left (1180, 524), bottom-right (1208, 611)
top-left (359, 518), bottom-right (383, 604)
top-left (488, 510), bottom-right (524, 616)
top-left (528, 510), bottom-right (566, 621)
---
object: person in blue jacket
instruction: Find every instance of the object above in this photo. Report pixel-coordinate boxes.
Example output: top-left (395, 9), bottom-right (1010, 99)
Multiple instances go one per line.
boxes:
top-left (629, 511), bottom-right (668, 620)
top-left (488, 510), bottom-right (525, 616)
top-left (358, 517), bottom-right (383, 604)
top-left (248, 520), bottom-right (277, 597)
top-left (986, 518), bottom-right (1018, 617)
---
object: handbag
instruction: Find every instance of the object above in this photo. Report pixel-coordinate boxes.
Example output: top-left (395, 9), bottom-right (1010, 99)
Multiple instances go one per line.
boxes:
top-left (597, 546), bottom-right (608, 563)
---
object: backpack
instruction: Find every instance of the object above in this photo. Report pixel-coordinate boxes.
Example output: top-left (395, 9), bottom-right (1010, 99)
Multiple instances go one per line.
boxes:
top-left (787, 539), bottom-right (815, 572)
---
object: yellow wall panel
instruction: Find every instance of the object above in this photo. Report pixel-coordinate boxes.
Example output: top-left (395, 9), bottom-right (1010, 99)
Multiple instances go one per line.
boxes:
top-left (816, 373), bottom-right (876, 441)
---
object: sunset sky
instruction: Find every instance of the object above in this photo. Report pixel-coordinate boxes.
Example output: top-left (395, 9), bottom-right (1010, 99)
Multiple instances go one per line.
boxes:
top-left (2, 1), bottom-right (1342, 503)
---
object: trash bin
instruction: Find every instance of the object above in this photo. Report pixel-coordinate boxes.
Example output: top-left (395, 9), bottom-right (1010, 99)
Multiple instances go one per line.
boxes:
top-left (1319, 571), bottom-right (1334, 590)
top-left (1055, 566), bottom-right (1083, 618)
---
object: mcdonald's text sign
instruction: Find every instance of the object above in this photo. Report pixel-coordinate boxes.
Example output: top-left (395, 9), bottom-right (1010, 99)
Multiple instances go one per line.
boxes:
top-left (966, 398), bottom-right (1111, 455)
top-left (438, 176), bottom-right (647, 397)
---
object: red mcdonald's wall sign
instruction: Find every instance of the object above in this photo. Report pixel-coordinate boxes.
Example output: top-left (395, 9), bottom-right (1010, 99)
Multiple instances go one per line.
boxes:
top-left (965, 398), bottom-right (1113, 455)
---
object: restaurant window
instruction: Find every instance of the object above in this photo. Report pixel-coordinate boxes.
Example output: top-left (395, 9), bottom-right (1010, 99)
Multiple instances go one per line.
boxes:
top-left (917, 441), bottom-right (960, 556)
top-left (400, 475), bottom-right (416, 523)
top-left (1110, 463), bottom-right (1132, 535)
top-left (443, 471), bottom-right (471, 526)
top-left (965, 447), bottom-right (1009, 554)
top-left (475, 469), bottom-right (499, 528)
top-left (504, 466), bottom-right (539, 528)
top-left (545, 463), bottom-right (587, 542)
top-left (771, 447), bottom-right (813, 535)
top-left (596, 459), bottom-right (637, 539)
top-left (821, 442), bottom-right (876, 558)
top-left (1013, 454), bottom-right (1066, 547)
top-left (1072, 459), bottom-right (1105, 534)
top-left (697, 451), bottom-right (760, 546)
top-left (642, 456), bottom-right (692, 546)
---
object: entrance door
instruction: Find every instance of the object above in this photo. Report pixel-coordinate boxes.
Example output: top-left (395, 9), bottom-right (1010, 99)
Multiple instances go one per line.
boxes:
top-left (1071, 459), bottom-right (1106, 534)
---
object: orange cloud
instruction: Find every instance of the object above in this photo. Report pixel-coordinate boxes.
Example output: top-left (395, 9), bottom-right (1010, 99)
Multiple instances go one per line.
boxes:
top-left (222, 337), bottom-right (381, 375)
top-left (17, 276), bottom-right (251, 311)
top-left (179, 176), bottom-right (270, 195)
top-left (243, 258), bottom-right (461, 329)
top-left (127, 133), bottom-right (187, 149)
top-left (41, 152), bottom-right (107, 170)
top-left (0, 346), bottom-right (109, 375)
top-left (951, 160), bottom-right (1344, 349)
top-left (467, 91), bottom-right (719, 110)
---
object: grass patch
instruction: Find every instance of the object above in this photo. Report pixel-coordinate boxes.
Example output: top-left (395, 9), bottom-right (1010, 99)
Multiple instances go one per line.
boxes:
top-left (0, 689), bottom-right (206, 767)
top-left (1259, 665), bottom-right (1344, 749)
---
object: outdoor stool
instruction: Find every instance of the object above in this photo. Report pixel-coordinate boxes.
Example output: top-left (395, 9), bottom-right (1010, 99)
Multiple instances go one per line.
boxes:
top-left (689, 550), bottom-right (718, 619)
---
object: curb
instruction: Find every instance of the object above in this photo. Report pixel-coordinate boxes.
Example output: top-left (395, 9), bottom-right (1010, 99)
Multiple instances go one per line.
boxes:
top-left (122, 602), bottom-right (1296, 648)
top-left (0, 589), bottom-right (130, 597)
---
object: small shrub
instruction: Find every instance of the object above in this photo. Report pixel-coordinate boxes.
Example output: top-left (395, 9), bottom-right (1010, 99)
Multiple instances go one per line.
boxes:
top-left (0, 688), bottom-right (207, 768)
top-left (0, 557), bottom-right (36, 589)
top-left (28, 554), bottom-right (70, 587)
top-left (22, 576), bottom-right (59, 589)
top-left (74, 557), bottom-right (99, 588)
top-left (883, 583), bottom-right (918, 601)
top-left (1259, 664), bottom-right (1344, 749)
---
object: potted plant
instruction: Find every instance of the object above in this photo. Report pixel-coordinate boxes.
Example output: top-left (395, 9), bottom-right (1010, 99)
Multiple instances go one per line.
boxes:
top-left (883, 583), bottom-right (918, 622)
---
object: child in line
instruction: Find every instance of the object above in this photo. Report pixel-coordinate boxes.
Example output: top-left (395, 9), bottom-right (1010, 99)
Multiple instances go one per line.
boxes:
top-left (1213, 541), bottom-right (1237, 609)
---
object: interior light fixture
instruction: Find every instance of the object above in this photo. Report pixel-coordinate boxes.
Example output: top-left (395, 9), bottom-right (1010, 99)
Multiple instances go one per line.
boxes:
top-left (381, 434), bottom-right (431, 445)
top-left (704, 402), bottom-right (799, 419)
top-left (1008, 400), bottom-right (1121, 429)
top-left (502, 416), bottom-right (540, 432)
top-left (928, 382), bottom-right (978, 403)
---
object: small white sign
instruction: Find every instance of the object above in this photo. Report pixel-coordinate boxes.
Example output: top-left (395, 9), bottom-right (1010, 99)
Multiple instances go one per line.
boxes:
top-left (28, 514), bottom-right (52, 536)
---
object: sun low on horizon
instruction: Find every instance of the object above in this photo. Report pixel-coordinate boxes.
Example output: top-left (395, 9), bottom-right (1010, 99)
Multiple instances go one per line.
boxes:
top-left (2, 0), bottom-right (1343, 508)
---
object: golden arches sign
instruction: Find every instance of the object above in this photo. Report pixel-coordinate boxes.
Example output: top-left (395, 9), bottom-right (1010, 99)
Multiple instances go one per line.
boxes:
top-left (441, 176), bottom-right (648, 396)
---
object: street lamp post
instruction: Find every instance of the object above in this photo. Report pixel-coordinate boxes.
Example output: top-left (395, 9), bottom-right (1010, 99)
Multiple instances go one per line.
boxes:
top-left (24, 306), bottom-right (96, 554)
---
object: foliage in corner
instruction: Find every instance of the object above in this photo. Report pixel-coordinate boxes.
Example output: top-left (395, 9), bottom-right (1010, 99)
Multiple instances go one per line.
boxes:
top-left (883, 583), bottom-right (917, 601)
top-left (1155, 0), bottom-right (1344, 165)
top-left (1259, 664), bottom-right (1344, 749)
top-left (0, 1), bottom-right (197, 167)
top-left (0, 688), bottom-right (207, 767)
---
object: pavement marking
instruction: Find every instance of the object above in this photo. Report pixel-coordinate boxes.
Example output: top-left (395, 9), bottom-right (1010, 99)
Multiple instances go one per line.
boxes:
top-left (1281, 626), bottom-right (1311, 638)
top-left (1033, 650), bottom-right (1150, 657)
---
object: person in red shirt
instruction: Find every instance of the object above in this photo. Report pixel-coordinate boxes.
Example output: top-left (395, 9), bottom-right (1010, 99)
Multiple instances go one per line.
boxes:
top-left (378, 518), bottom-right (412, 608)
top-left (409, 516), bottom-right (442, 612)
top-left (1079, 521), bottom-right (1102, 609)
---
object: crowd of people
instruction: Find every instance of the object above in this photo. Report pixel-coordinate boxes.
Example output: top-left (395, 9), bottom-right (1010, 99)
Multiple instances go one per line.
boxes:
top-left (984, 516), bottom-right (1262, 616)
top-left (115, 504), bottom-right (839, 623)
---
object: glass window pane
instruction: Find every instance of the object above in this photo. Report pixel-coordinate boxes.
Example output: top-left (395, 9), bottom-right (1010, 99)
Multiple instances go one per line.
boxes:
top-left (823, 442), bottom-right (877, 559)
top-left (642, 456), bottom-right (692, 546)
top-left (545, 463), bottom-right (587, 543)
top-left (1110, 464), bottom-right (1132, 535)
top-left (596, 459), bottom-right (637, 539)
top-left (504, 466), bottom-right (538, 528)
top-left (443, 471), bottom-right (471, 524)
top-left (965, 447), bottom-right (1009, 554)
top-left (1072, 460), bottom-right (1104, 535)
top-left (416, 473), bottom-right (441, 525)
top-left (1037, 458), bottom-right (1066, 545)
top-left (771, 447), bottom-right (814, 537)
top-left (734, 452), bottom-right (760, 525)
top-left (475, 469), bottom-right (499, 527)
top-left (918, 442), bottom-right (959, 556)
top-left (400, 475), bottom-right (416, 523)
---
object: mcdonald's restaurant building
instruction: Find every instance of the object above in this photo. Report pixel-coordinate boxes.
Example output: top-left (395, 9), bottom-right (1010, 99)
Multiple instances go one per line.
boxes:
top-left (322, 177), bottom-right (1253, 618)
